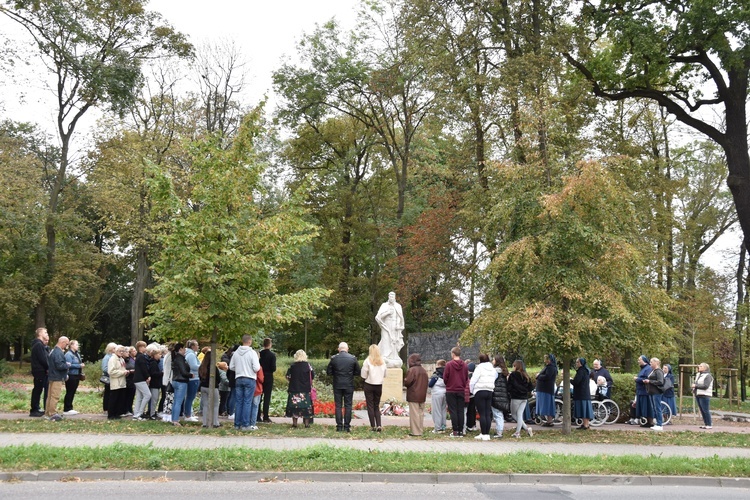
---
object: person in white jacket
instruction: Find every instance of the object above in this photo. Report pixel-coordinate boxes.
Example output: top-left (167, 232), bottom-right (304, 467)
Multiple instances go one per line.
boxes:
top-left (470, 353), bottom-right (498, 441)
top-left (229, 334), bottom-right (261, 431)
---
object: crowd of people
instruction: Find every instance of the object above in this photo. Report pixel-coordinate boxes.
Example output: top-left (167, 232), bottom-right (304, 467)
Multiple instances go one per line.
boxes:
top-left (28, 326), bottom-right (717, 433)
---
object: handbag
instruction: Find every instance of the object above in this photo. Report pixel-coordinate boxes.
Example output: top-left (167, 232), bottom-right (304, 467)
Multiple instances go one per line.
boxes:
top-left (99, 374), bottom-right (109, 384)
top-left (79, 373), bottom-right (86, 381)
top-left (308, 364), bottom-right (317, 401)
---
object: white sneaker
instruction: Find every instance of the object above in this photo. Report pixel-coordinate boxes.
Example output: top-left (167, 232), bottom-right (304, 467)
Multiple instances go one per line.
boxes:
top-left (63, 410), bottom-right (78, 416)
top-left (474, 434), bottom-right (484, 440)
top-left (227, 414), bottom-right (235, 420)
top-left (481, 434), bottom-right (490, 441)
top-left (185, 416), bottom-right (200, 422)
top-left (651, 425), bottom-right (663, 431)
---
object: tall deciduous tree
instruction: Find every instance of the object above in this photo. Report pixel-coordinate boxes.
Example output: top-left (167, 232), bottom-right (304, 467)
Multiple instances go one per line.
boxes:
top-left (564, 0), bottom-right (750, 248)
top-left (1, 0), bottom-right (191, 328)
top-left (464, 160), bottom-right (673, 432)
top-left (145, 110), bottom-right (331, 425)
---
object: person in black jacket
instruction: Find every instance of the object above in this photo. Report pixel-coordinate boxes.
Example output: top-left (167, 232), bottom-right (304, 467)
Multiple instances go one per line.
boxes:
top-left (132, 342), bottom-right (151, 420)
top-left (29, 327), bottom-right (50, 417)
top-left (169, 343), bottom-right (191, 426)
top-left (258, 337), bottom-right (276, 423)
top-left (491, 355), bottom-right (510, 438)
top-left (573, 358), bottom-right (593, 430)
top-left (589, 359), bottom-right (613, 398)
top-left (535, 353), bottom-right (558, 426)
top-left (326, 342), bottom-right (360, 432)
top-left (286, 349), bottom-right (315, 428)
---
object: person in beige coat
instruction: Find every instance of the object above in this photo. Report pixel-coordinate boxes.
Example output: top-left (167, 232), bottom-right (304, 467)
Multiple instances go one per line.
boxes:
top-left (404, 353), bottom-right (428, 436)
top-left (108, 346), bottom-right (131, 420)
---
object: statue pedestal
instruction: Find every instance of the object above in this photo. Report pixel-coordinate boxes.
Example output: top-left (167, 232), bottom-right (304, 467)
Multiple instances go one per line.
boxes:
top-left (382, 367), bottom-right (404, 402)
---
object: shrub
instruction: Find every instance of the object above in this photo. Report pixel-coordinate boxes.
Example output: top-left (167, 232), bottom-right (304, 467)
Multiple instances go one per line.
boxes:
top-left (0, 360), bottom-right (14, 379)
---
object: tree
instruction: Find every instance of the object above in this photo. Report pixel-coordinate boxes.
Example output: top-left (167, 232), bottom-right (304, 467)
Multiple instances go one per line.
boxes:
top-left (1, 0), bottom-right (191, 328)
top-left (464, 160), bottom-right (673, 433)
top-left (564, 0), bottom-right (750, 249)
top-left (145, 110), bottom-right (331, 426)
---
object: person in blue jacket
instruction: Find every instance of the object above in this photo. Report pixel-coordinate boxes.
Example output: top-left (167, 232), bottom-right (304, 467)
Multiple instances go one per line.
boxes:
top-left (535, 353), bottom-right (558, 427)
top-left (633, 355), bottom-right (653, 427)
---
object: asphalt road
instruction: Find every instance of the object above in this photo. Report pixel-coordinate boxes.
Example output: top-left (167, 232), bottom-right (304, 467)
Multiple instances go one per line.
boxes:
top-left (1, 480), bottom-right (748, 499)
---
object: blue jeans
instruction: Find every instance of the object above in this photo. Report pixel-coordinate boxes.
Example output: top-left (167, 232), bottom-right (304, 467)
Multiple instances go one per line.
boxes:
top-left (184, 378), bottom-right (200, 417)
top-left (250, 394), bottom-right (261, 427)
top-left (697, 396), bottom-right (712, 426)
top-left (171, 381), bottom-right (188, 423)
top-left (491, 407), bottom-right (505, 435)
top-left (650, 393), bottom-right (663, 426)
top-left (234, 377), bottom-right (256, 428)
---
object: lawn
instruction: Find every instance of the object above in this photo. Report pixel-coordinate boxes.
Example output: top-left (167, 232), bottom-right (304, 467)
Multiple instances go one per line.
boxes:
top-left (0, 443), bottom-right (748, 477)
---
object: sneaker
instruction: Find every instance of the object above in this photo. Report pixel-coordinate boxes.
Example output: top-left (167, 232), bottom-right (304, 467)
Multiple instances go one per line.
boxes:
top-left (651, 425), bottom-right (663, 431)
top-left (512, 432), bottom-right (521, 439)
top-left (474, 434), bottom-right (484, 440)
top-left (527, 427), bottom-right (533, 437)
top-left (481, 434), bottom-right (490, 441)
top-left (185, 416), bottom-right (200, 422)
top-left (704, 426), bottom-right (713, 429)
top-left (465, 426), bottom-right (477, 432)
top-left (249, 425), bottom-right (258, 431)
top-left (449, 432), bottom-right (462, 438)
top-left (50, 414), bottom-right (63, 422)
top-left (493, 433), bottom-right (502, 439)
top-left (432, 428), bottom-right (444, 434)
top-left (227, 414), bottom-right (235, 421)
top-left (63, 410), bottom-right (78, 416)
top-left (240, 426), bottom-right (251, 431)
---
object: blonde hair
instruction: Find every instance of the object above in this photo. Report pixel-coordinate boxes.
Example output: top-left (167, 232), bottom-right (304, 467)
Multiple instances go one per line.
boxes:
top-left (294, 349), bottom-right (308, 362)
top-left (367, 344), bottom-right (384, 366)
top-left (105, 342), bottom-right (118, 354)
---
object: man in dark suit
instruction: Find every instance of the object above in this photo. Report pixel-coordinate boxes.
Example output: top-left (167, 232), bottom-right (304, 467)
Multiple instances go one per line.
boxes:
top-left (326, 342), bottom-right (360, 432)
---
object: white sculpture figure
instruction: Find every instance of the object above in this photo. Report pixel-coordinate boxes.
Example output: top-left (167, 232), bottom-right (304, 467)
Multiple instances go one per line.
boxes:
top-left (375, 291), bottom-right (405, 368)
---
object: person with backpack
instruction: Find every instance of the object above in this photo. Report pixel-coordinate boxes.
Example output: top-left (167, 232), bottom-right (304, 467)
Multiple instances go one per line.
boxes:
top-left (508, 359), bottom-right (534, 438)
top-left (490, 355), bottom-right (510, 438)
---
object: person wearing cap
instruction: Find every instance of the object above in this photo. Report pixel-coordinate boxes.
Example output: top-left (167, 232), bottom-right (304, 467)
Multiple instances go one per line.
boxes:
top-left (633, 354), bottom-right (654, 427)
top-left (326, 341), bottom-right (360, 432)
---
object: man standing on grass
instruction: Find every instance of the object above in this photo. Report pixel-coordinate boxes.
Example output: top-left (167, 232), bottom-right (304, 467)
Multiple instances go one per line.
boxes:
top-left (229, 334), bottom-right (260, 431)
top-left (29, 327), bottom-right (50, 417)
top-left (45, 336), bottom-right (70, 421)
top-left (258, 337), bottom-right (276, 423)
top-left (327, 342), bottom-right (360, 432)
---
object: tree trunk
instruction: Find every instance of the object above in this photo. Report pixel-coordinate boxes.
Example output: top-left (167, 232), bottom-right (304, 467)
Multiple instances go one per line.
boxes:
top-left (561, 361), bottom-right (571, 435)
top-left (130, 246), bottom-right (150, 345)
top-left (208, 327), bottom-right (218, 428)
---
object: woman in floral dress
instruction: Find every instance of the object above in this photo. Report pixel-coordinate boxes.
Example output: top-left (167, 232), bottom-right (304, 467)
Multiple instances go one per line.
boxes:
top-left (285, 349), bottom-right (315, 428)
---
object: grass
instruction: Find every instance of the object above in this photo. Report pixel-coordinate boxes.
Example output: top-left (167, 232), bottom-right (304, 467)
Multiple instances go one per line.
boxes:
top-left (0, 443), bottom-right (748, 477)
top-left (0, 417), bottom-right (747, 448)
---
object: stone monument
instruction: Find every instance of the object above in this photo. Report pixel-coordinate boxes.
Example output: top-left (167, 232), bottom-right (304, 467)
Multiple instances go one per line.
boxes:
top-left (375, 291), bottom-right (405, 401)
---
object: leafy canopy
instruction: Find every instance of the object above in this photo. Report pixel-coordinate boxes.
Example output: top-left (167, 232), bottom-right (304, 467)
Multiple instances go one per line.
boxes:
top-left (464, 160), bottom-right (674, 361)
top-left (145, 108), bottom-right (331, 345)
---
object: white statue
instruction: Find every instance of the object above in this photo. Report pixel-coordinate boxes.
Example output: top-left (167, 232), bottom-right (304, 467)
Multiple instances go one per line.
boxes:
top-left (375, 291), bottom-right (405, 368)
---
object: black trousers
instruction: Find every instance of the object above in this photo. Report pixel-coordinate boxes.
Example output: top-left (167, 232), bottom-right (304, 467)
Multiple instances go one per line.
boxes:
top-left (446, 391), bottom-right (465, 435)
top-left (474, 390), bottom-right (493, 435)
top-left (258, 375), bottom-right (273, 420)
top-left (30, 373), bottom-right (48, 413)
top-left (333, 388), bottom-right (354, 429)
top-left (363, 382), bottom-right (382, 428)
top-left (108, 388), bottom-right (125, 419)
top-left (466, 396), bottom-right (476, 428)
top-left (63, 374), bottom-right (81, 411)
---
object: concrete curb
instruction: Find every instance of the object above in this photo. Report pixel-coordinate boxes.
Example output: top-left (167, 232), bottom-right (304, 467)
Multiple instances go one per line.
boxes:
top-left (1, 470), bottom-right (749, 488)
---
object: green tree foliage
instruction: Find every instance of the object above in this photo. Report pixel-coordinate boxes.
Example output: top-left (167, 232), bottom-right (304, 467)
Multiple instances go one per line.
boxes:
top-left (145, 109), bottom-right (331, 347)
top-left (1, 0), bottom-right (192, 328)
top-left (565, 0), bottom-right (750, 250)
top-left (465, 161), bottom-right (674, 430)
